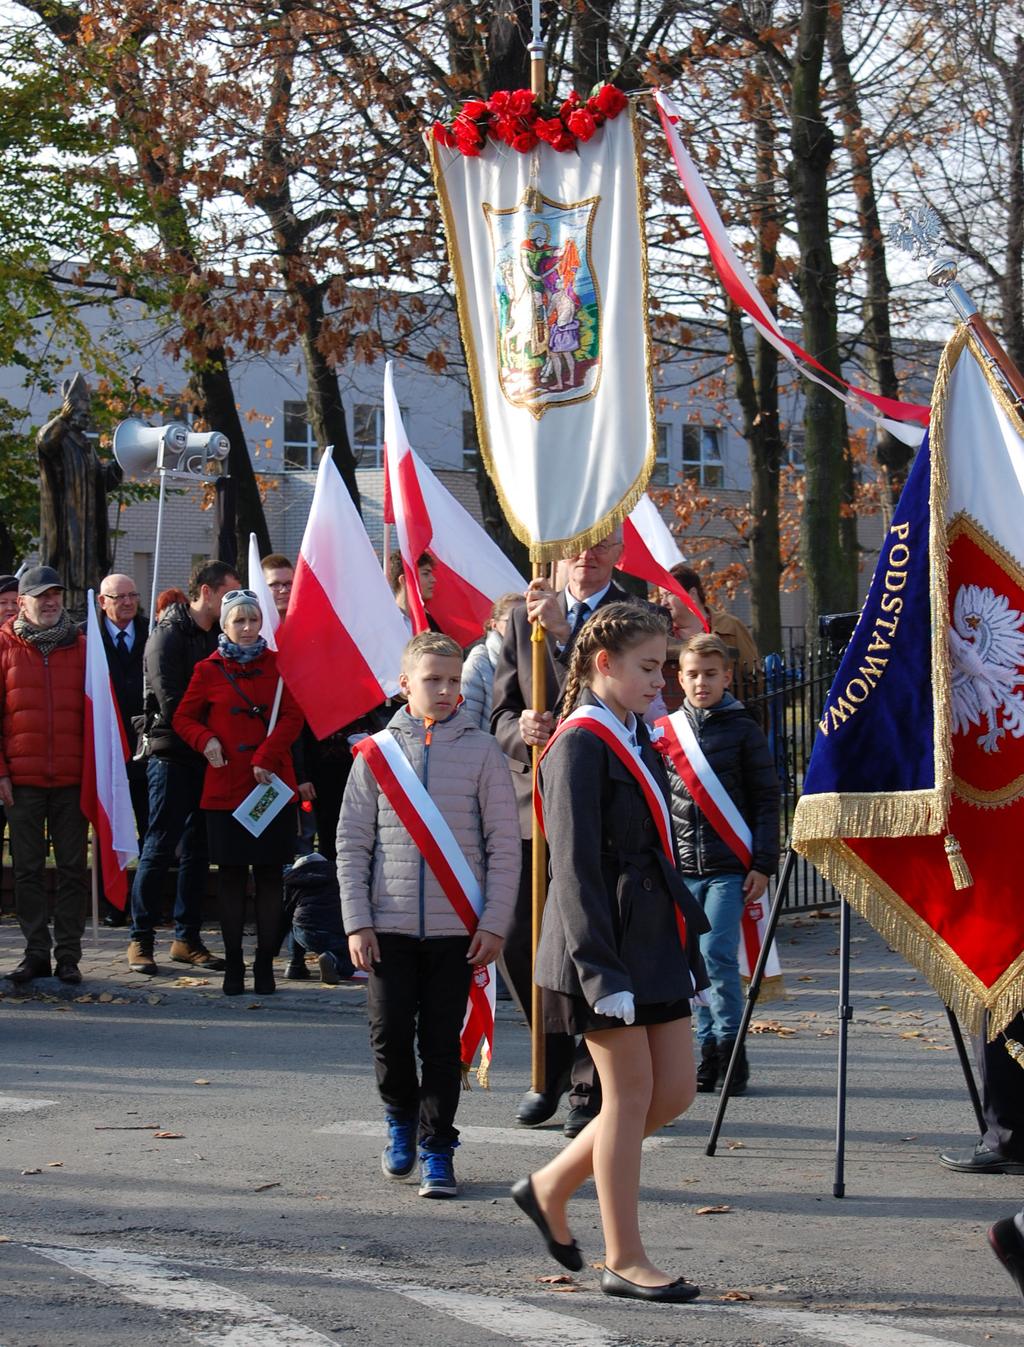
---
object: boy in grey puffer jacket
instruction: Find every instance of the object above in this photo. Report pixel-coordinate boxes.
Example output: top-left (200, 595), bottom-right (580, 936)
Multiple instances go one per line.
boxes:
top-left (338, 632), bottom-right (520, 1199)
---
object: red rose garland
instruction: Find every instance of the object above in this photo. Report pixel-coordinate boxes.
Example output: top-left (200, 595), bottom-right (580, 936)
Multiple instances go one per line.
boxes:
top-left (433, 83), bottom-right (629, 157)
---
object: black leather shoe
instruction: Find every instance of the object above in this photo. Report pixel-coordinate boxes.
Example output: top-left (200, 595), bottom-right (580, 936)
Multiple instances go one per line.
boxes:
top-left (516, 1089), bottom-right (562, 1127)
top-left (285, 958), bottom-right (311, 980)
top-left (101, 907), bottom-right (127, 928)
top-left (939, 1143), bottom-right (1024, 1174)
top-left (601, 1267), bottom-right (700, 1303)
top-left (510, 1176), bottom-right (583, 1271)
top-left (55, 961), bottom-right (82, 985)
top-left (989, 1216), bottom-right (1024, 1301)
top-left (7, 955), bottom-right (52, 984)
top-left (563, 1103), bottom-right (599, 1138)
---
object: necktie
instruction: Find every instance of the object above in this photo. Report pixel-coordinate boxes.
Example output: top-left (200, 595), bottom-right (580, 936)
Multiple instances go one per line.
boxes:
top-left (568, 601), bottom-right (590, 640)
top-left (116, 630), bottom-right (130, 662)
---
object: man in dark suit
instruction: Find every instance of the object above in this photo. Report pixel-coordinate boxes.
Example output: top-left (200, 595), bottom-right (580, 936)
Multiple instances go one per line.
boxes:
top-left (95, 575), bottom-right (150, 924)
top-left (491, 527), bottom-right (631, 1136)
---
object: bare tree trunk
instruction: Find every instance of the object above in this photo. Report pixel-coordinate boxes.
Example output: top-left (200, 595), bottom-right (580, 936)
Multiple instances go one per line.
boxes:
top-left (1002, 35), bottom-right (1024, 370)
top-left (789, 0), bottom-right (857, 639)
top-left (828, 7), bottom-right (912, 507)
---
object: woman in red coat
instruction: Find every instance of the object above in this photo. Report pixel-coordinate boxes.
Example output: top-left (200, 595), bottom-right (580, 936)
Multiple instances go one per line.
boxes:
top-left (173, 590), bottom-right (304, 995)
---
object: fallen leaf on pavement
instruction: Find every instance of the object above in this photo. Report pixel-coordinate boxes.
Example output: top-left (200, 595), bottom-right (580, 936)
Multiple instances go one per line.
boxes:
top-left (171, 977), bottom-right (209, 987)
top-left (750, 1021), bottom-right (796, 1037)
top-left (696, 1204), bottom-right (732, 1215)
top-left (901, 1135), bottom-right (919, 1142)
top-left (720, 1290), bottom-right (753, 1301)
top-left (98, 993), bottom-right (114, 1003)
top-left (152, 1131), bottom-right (184, 1139)
top-left (537, 1274), bottom-right (573, 1284)
top-left (73, 995), bottom-right (93, 1004)
top-left (254, 1182), bottom-right (281, 1192)
top-left (796, 976), bottom-right (816, 982)
top-left (923, 1045), bottom-right (952, 1051)
top-left (726, 1140), bottom-right (746, 1150)
top-left (21, 1168), bottom-right (42, 1175)
top-left (46, 1161), bottom-right (63, 1168)
top-left (545, 1284), bottom-right (579, 1292)
top-left (900, 1031), bottom-right (925, 1039)
top-left (193, 1079), bottom-right (211, 1086)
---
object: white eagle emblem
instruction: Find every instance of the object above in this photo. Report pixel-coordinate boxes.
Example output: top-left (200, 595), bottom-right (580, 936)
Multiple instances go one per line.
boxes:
top-left (949, 583), bottom-right (1024, 753)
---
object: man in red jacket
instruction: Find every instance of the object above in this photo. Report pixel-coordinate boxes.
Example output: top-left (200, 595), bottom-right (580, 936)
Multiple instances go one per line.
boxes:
top-left (0, 566), bottom-right (88, 985)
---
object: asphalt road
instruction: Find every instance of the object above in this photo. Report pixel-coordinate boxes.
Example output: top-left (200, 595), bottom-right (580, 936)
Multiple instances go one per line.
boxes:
top-left (1, 907), bottom-right (1021, 1347)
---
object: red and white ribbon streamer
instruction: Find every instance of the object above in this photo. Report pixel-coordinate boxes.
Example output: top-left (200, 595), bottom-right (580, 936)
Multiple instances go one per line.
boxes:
top-left (655, 708), bottom-right (753, 870)
top-left (654, 90), bottom-right (929, 448)
top-left (353, 727), bottom-right (494, 1072)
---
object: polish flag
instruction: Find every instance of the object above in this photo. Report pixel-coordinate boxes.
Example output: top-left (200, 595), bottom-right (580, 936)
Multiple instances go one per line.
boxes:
top-left (247, 532), bottom-right (279, 651)
top-left (276, 452), bottom-right (408, 738)
top-left (619, 495), bottom-right (708, 631)
top-left (383, 362), bottom-right (527, 646)
top-left (81, 592), bottom-right (138, 909)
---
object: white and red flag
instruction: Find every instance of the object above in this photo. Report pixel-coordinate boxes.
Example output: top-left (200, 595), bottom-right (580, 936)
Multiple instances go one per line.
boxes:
top-left (276, 453), bottom-right (408, 739)
top-left (247, 532), bottom-right (279, 651)
top-left (382, 362), bottom-right (527, 646)
top-left (654, 89), bottom-right (930, 448)
top-left (81, 592), bottom-right (138, 909)
top-left (619, 495), bottom-right (707, 630)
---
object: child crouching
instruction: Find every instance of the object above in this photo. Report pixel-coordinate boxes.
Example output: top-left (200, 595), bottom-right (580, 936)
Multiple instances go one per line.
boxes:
top-left (337, 632), bottom-right (520, 1197)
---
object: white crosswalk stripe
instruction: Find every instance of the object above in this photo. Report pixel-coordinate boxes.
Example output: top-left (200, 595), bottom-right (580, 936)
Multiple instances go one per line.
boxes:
top-left (0, 1094), bottom-right (57, 1112)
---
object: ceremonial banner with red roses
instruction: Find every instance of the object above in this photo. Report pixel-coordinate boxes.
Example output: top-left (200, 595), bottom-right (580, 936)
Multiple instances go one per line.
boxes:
top-left (793, 330), bottom-right (1024, 1036)
top-left (431, 87), bottom-right (654, 559)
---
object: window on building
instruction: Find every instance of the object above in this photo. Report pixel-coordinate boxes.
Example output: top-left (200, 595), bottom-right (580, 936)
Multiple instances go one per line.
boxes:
top-left (353, 403), bottom-right (408, 468)
top-left (283, 400), bottom-right (316, 470)
top-left (786, 426), bottom-right (805, 470)
top-left (650, 423), bottom-right (671, 486)
top-left (682, 423), bottom-right (724, 488)
top-left (462, 409), bottom-right (480, 473)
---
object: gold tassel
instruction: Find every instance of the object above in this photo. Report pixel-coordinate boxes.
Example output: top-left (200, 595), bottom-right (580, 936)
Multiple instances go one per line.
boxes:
top-left (944, 834), bottom-right (973, 890)
top-left (476, 1058), bottom-right (491, 1090)
top-left (1006, 1038), bottom-right (1024, 1070)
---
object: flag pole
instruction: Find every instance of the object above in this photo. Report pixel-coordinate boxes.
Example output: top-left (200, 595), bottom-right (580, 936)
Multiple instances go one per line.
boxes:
top-left (528, 4), bottom-right (547, 1096)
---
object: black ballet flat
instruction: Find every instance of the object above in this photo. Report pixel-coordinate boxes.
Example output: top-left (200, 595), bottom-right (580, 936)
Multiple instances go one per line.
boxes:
top-left (510, 1176), bottom-right (583, 1272)
top-left (601, 1267), bottom-right (701, 1303)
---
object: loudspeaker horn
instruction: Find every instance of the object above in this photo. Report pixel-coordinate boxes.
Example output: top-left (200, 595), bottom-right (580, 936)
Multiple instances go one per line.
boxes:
top-left (112, 418), bottom-right (189, 477)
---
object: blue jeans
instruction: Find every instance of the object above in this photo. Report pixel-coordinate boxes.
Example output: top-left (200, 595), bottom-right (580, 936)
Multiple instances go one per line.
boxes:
top-left (131, 757), bottom-right (209, 943)
top-left (687, 872), bottom-right (746, 1045)
top-left (293, 922), bottom-right (355, 977)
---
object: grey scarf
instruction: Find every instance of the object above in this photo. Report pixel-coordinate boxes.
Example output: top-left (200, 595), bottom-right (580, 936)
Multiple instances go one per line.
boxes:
top-left (14, 609), bottom-right (79, 657)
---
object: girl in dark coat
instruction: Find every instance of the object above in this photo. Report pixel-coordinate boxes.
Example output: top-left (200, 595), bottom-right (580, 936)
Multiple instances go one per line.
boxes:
top-left (511, 602), bottom-right (709, 1304)
top-left (173, 590), bottom-right (303, 996)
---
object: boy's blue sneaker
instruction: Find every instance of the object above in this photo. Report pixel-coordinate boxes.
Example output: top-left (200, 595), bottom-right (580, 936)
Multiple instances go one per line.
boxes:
top-left (381, 1116), bottom-right (417, 1180)
top-left (417, 1147), bottom-right (458, 1199)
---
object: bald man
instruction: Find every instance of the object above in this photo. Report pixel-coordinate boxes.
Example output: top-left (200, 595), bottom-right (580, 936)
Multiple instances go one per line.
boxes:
top-left (94, 575), bottom-right (150, 923)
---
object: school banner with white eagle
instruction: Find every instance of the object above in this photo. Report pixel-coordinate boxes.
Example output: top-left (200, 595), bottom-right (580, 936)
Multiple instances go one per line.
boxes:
top-left (792, 328), bottom-right (1024, 1037)
top-left (430, 87), bottom-right (654, 559)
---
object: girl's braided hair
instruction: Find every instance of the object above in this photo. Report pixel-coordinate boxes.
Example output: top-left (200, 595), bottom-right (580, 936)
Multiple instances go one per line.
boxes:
top-left (560, 601), bottom-right (670, 718)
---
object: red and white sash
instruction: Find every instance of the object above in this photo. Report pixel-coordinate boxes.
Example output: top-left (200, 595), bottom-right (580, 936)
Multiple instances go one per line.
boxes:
top-left (353, 728), bottom-right (495, 1083)
top-left (535, 703), bottom-right (687, 947)
top-left (654, 709), bottom-right (782, 983)
top-left (653, 708), bottom-right (753, 869)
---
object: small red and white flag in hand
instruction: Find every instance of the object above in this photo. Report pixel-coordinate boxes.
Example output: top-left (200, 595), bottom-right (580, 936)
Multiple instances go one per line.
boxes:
top-left (81, 592), bottom-right (138, 909)
top-left (276, 452), bottom-right (408, 738)
top-left (461, 962), bottom-right (497, 1089)
top-left (383, 362), bottom-right (526, 646)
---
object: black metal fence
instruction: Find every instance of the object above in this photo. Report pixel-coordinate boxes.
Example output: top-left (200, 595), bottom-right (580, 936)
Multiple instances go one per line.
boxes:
top-left (736, 645), bottom-right (841, 911)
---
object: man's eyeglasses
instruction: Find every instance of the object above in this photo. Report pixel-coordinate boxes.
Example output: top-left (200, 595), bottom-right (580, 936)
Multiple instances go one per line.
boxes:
top-left (101, 591), bottom-right (140, 602)
top-left (268, 581), bottom-right (293, 591)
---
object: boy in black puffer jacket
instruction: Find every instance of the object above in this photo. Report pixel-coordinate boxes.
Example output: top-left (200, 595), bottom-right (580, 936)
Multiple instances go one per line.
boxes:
top-left (284, 852), bottom-right (359, 983)
top-left (656, 633), bottom-right (779, 1095)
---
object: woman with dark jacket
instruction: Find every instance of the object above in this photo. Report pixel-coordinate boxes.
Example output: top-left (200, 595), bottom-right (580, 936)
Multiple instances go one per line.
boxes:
top-left (510, 602), bottom-right (710, 1304)
top-left (173, 590), bottom-right (303, 995)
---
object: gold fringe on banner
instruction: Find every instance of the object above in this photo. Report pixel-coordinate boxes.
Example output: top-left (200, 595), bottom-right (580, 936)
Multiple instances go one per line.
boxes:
top-left (801, 838), bottom-right (1024, 1038)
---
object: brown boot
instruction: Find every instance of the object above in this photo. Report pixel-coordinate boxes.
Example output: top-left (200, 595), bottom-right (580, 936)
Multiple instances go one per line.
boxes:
top-left (169, 939), bottom-right (226, 972)
top-left (127, 939), bottom-right (158, 976)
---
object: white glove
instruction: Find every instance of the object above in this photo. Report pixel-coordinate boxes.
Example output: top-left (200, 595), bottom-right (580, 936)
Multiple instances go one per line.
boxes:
top-left (594, 991), bottom-right (636, 1025)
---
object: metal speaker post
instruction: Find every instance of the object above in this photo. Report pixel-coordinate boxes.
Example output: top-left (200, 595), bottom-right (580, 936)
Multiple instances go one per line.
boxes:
top-left (833, 897), bottom-right (854, 1199)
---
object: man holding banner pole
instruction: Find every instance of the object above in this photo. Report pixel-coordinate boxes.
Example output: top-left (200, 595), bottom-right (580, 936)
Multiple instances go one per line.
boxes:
top-left (493, 530), bottom-right (631, 1131)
